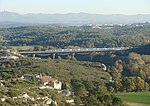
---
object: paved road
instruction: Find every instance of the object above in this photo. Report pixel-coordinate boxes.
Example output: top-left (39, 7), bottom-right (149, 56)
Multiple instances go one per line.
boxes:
top-left (18, 47), bottom-right (130, 54)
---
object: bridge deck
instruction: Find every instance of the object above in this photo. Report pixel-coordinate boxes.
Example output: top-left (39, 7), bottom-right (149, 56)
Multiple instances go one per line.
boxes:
top-left (18, 47), bottom-right (130, 54)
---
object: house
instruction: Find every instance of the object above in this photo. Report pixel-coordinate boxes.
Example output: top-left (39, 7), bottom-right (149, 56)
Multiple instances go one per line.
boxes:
top-left (41, 76), bottom-right (62, 90)
top-left (22, 74), bottom-right (62, 90)
top-left (0, 37), bottom-right (3, 42)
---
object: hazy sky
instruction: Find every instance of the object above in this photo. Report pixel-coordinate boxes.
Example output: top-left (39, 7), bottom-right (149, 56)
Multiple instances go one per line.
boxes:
top-left (0, 0), bottom-right (150, 14)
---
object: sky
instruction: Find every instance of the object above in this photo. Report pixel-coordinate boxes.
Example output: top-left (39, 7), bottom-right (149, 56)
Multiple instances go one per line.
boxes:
top-left (0, 0), bottom-right (150, 14)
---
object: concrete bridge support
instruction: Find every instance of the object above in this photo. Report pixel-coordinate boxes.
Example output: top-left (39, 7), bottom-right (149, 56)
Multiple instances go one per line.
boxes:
top-left (32, 54), bottom-right (36, 57)
top-left (52, 53), bottom-right (56, 59)
top-left (72, 53), bottom-right (75, 57)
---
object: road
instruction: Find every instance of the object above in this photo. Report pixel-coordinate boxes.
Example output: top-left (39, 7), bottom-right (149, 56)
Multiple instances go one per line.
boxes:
top-left (18, 47), bottom-right (130, 54)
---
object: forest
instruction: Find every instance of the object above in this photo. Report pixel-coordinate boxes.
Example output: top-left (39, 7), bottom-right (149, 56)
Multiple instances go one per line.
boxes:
top-left (0, 23), bottom-right (150, 48)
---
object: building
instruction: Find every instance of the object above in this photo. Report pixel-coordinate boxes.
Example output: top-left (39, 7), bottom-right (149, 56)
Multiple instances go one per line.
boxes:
top-left (41, 76), bottom-right (62, 90)
top-left (22, 74), bottom-right (62, 90)
top-left (0, 37), bottom-right (3, 41)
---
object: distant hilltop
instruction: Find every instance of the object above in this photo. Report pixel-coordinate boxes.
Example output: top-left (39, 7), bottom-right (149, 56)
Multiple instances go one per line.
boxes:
top-left (0, 11), bottom-right (150, 25)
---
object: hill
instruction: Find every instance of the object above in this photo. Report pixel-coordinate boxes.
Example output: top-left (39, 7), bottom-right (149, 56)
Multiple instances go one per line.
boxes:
top-left (132, 44), bottom-right (150, 55)
top-left (0, 11), bottom-right (150, 25)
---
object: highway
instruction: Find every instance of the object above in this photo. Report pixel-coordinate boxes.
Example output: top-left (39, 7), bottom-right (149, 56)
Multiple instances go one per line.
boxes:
top-left (18, 47), bottom-right (130, 54)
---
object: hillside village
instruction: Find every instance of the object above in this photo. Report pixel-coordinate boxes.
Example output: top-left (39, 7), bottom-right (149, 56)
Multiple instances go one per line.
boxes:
top-left (0, 69), bottom-right (74, 106)
top-left (0, 47), bottom-right (75, 105)
top-left (0, 73), bottom-right (75, 106)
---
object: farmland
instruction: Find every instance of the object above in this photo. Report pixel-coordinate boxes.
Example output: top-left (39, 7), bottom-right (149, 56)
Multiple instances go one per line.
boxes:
top-left (115, 92), bottom-right (150, 105)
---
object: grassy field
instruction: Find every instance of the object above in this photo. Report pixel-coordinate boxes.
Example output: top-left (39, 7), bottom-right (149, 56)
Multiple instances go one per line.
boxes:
top-left (115, 92), bottom-right (150, 105)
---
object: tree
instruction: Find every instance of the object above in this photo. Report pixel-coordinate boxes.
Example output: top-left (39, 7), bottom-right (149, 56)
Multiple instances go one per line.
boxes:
top-left (7, 89), bottom-right (19, 97)
top-left (1, 64), bottom-right (6, 69)
top-left (1, 72), bottom-right (11, 80)
top-left (49, 102), bottom-right (56, 106)
top-left (103, 94), bottom-right (111, 104)
top-left (113, 81), bottom-right (122, 92)
top-left (129, 63), bottom-right (139, 76)
top-left (129, 52), bottom-right (145, 65)
top-left (115, 60), bottom-right (123, 73)
top-left (71, 78), bottom-right (87, 96)
top-left (6, 64), bottom-right (11, 68)
top-left (111, 67), bottom-right (121, 81)
top-left (122, 77), bottom-right (136, 92)
top-left (135, 77), bottom-right (145, 91)
top-left (144, 82), bottom-right (150, 91)
top-left (66, 55), bottom-right (72, 60)
top-left (112, 97), bottom-right (123, 106)
top-left (65, 103), bottom-right (72, 106)
top-left (31, 76), bottom-right (37, 85)
top-left (126, 77), bottom-right (136, 92)
top-left (71, 56), bottom-right (76, 61)
top-left (57, 56), bottom-right (62, 60)
top-left (97, 86), bottom-right (107, 96)
top-left (33, 46), bottom-right (44, 51)
top-left (74, 96), bottom-right (81, 105)
top-left (61, 82), bottom-right (67, 90)
top-left (85, 95), bottom-right (101, 106)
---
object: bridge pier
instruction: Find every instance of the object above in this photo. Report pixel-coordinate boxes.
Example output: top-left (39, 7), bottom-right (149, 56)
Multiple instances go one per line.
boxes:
top-left (32, 54), bottom-right (35, 58)
top-left (90, 56), bottom-right (93, 61)
top-left (52, 54), bottom-right (56, 60)
top-left (72, 53), bottom-right (75, 57)
top-left (90, 53), bottom-right (94, 61)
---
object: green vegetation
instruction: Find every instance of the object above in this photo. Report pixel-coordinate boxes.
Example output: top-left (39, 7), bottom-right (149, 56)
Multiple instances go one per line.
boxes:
top-left (0, 50), bottom-right (150, 105)
top-left (8, 46), bottom-right (33, 51)
top-left (0, 23), bottom-right (150, 105)
top-left (1, 23), bottom-right (150, 48)
top-left (115, 92), bottom-right (150, 105)
top-left (0, 57), bottom-right (111, 83)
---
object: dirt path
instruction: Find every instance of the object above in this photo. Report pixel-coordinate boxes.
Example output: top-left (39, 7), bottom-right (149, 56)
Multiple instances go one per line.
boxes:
top-left (126, 102), bottom-right (150, 106)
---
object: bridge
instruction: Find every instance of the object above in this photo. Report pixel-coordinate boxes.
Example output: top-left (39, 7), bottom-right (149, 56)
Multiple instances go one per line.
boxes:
top-left (18, 47), bottom-right (130, 54)
top-left (18, 47), bottom-right (130, 59)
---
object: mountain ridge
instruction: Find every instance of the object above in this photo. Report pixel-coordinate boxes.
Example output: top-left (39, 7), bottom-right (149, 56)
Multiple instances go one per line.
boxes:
top-left (1, 11), bottom-right (150, 25)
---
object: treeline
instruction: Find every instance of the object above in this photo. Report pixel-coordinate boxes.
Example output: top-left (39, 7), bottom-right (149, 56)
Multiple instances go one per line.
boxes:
top-left (70, 78), bottom-right (123, 106)
top-left (107, 52), bottom-right (150, 93)
top-left (1, 23), bottom-right (150, 48)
